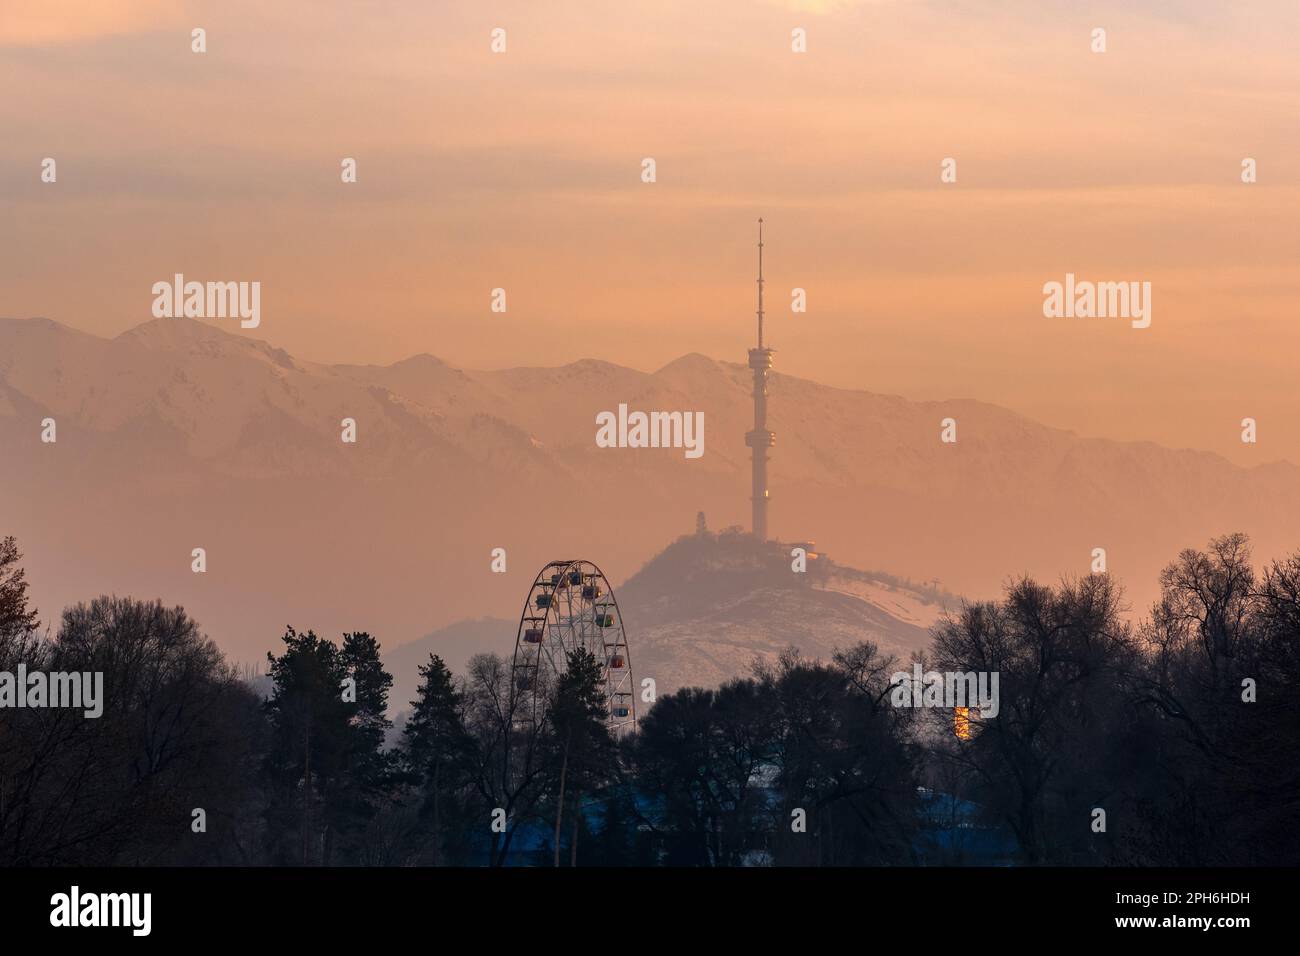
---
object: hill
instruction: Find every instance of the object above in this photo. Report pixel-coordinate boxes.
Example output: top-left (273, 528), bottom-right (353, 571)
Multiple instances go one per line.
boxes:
top-left (383, 530), bottom-right (954, 712)
top-left (618, 530), bottom-right (951, 696)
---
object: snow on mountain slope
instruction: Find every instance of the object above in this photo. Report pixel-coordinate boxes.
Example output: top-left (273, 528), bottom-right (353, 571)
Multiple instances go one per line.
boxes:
top-left (4, 315), bottom-right (1299, 670)
top-left (617, 531), bottom-right (950, 697)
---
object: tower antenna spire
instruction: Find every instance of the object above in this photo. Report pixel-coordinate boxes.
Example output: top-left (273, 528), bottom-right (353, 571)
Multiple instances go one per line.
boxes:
top-left (756, 217), bottom-right (765, 349)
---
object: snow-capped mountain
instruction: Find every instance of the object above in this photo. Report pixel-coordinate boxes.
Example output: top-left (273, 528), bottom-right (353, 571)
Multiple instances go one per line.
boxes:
top-left (4, 315), bottom-right (1298, 673)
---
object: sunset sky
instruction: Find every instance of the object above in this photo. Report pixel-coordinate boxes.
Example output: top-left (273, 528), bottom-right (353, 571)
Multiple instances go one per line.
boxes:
top-left (4, 0), bottom-right (1298, 465)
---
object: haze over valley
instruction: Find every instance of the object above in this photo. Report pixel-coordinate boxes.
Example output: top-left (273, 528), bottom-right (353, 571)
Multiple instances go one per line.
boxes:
top-left (4, 315), bottom-right (1297, 678)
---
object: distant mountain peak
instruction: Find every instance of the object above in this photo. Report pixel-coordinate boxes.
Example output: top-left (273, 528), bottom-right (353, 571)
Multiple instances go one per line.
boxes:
top-left (654, 352), bottom-right (729, 375)
top-left (118, 317), bottom-right (298, 370)
top-left (389, 353), bottom-right (447, 369)
top-left (119, 316), bottom-right (239, 343)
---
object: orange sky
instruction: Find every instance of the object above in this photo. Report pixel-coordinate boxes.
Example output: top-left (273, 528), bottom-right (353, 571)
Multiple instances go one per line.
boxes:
top-left (3, 0), bottom-right (1298, 466)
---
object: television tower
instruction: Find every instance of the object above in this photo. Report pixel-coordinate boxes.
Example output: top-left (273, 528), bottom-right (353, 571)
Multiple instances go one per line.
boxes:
top-left (745, 219), bottom-right (775, 541)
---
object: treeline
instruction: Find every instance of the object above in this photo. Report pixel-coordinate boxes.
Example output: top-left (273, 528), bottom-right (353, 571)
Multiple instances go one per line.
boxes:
top-left (926, 533), bottom-right (1300, 865)
top-left (1, 533), bottom-right (1297, 866)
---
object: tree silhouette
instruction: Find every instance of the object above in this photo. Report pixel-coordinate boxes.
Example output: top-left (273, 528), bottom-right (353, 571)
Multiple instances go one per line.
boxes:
top-left (1, 596), bottom-right (260, 865)
top-left (929, 574), bottom-right (1134, 863)
top-left (402, 653), bottom-right (472, 864)
top-left (461, 653), bottom-right (553, 866)
top-left (549, 648), bottom-right (615, 866)
top-left (263, 628), bottom-right (394, 865)
top-left (5, 530), bottom-right (1300, 868)
top-left (0, 536), bottom-right (39, 646)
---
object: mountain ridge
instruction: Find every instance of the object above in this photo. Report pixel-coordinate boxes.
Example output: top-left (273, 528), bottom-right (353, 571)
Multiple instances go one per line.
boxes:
top-left (5, 315), bottom-right (1291, 470)
top-left (4, 314), bottom-right (1298, 669)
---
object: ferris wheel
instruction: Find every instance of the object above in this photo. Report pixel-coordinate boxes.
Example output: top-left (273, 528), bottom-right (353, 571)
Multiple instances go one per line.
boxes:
top-left (509, 559), bottom-right (636, 736)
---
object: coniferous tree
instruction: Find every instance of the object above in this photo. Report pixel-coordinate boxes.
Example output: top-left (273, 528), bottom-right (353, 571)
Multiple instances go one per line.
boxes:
top-left (263, 628), bottom-right (394, 865)
top-left (332, 631), bottom-right (396, 861)
top-left (549, 649), bottom-right (615, 866)
top-left (0, 536), bottom-right (40, 654)
top-left (402, 653), bottom-right (472, 864)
